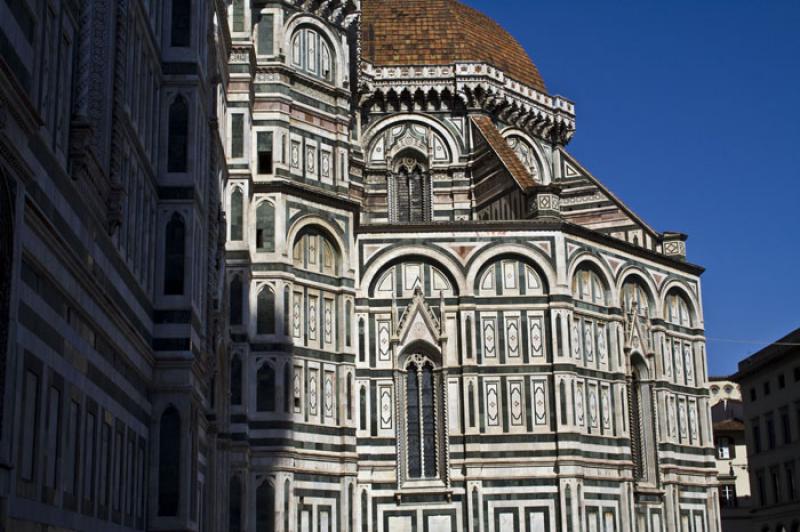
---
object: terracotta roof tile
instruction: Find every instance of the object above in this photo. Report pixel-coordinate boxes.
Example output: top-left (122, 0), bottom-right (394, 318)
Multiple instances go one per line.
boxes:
top-left (470, 114), bottom-right (537, 191)
top-left (361, 0), bottom-right (547, 92)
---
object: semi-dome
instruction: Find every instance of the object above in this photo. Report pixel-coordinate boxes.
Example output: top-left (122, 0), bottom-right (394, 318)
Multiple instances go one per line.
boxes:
top-left (361, 0), bottom-right (547, 93)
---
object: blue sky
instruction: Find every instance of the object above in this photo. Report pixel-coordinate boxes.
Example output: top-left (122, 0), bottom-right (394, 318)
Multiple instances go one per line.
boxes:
top-left (467, 0), bottom-right (800, 376)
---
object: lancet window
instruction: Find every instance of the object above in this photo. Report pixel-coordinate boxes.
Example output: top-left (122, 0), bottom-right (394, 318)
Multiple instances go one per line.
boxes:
top-left (404, 355), bottom-right (439, 480)
top-left (391, 153), bottom-right (431, 224)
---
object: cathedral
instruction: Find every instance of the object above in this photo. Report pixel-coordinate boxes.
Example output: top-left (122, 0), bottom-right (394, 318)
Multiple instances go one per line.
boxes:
top-left (0, 0), bottom-right (720, 531)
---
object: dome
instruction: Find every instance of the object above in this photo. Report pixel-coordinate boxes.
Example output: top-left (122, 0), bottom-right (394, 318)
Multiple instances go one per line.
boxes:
top-left (361, 0), bottom-right (547, 93)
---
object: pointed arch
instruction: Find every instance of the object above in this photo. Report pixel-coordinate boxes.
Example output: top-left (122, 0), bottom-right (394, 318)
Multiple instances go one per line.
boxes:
top-left (620, 273), bottom-right (656, 319)
top-left (167, 96), bottom-right (189, 172)
top-left (257, 286), bottom-right (276, 335)
top-left (255, 201), bottom-right (275, 252)
top-left (158, 406), bottom-right (181, 516)
top-left (256, 478), bottom-right (275, 532)
top-left (164, 213), bottom-right (186, 295)
top-left (230, 187), bottom-right (244, 241)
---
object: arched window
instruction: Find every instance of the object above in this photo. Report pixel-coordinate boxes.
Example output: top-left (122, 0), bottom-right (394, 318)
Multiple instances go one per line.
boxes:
top-left (345, 301), bottom-right (353, 348)
top-left (171, 0), bottom-right (191, 47)
top-left (405, 356), bottom-right (439, 479)
top-left (231, 354), bottom-right (242, 406)
top-left (158, 406), bottom-right (181, 516)
top-left (359, 386), bottom-right (367, 431)
top-left (622, 277), bottom-right (653, 318)
top-left (629, 359), bottom-right (656, 484)
top-left (468, 382), bottom-right (475, 428)
top-left (257, 287), bottom-right (276, 335)
top-left (506, 136), bottom-right (541, 183)
top-left (230, 188), bottom-right (244, 241)
top-left (572, 265), bottom-right (608, 306)
top-left (665, 290), bottom-right (693, 327)
top-left (284, 479), bottom-right (291, 532)
top-left (257, 363), bottom-right (276, 412)
top-left (348, 483), bottom-right (355, 532)
top-left (293, 228), bottom-right (339, 276)
top-left (361, 490), bottom-right (368, 532)
top-left (346, 373), bottom-right (353, 421)
top-left (229, 475), bottom-right (242, 532)
top-left (255, 202), bottom-right (275, 252)
top-left (167, 96), bottom-right (189, 172)
top-left (393, 156), bottom-right (430, 223)
top-left (291, 28), bottom-right (334, 82)
top-left (630, 368), bottom-right (646, 481)
top-left (164, 213), bottom-right (186, 295)
top-left (358, 319), bottom-right (366, 363)
top-left (283, 286), bottom-right (291, 336)
top-left (256, 480), bottom-right (275, 532)
top-left (230, 276), bottom-right (243, 325)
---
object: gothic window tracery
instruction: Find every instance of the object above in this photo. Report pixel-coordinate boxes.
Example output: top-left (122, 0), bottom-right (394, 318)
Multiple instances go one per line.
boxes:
top-left (291, 28), bottom-right (334, 82)
top-left (391, 154), bottom-right (431, 224)
top-left (404, 355), bottom-right (440, 480)
top-left (622, 277), bottom-right (653, 318)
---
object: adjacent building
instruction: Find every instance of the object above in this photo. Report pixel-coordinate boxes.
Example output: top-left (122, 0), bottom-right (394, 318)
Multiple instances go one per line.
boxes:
top-left (0, 0), bottom-right (230, 530)
top-left (0, 0), bottom-right (722, 531)
top-left (709, 378), bottom-right (751, 531)
top-left (734, 328), bottom-right (800, 532)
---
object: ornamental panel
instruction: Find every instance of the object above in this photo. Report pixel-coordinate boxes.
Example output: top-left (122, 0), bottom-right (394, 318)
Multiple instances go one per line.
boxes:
top-left (377, 320), bottom-right (391, 361)
top-left (529, 316), bottom-right (544, 358)
top-left (483, 318), bottom-right (497, 359)
top-left (379, 385), bottom-right (393, 430)
top-left (505, 316), bottom-right (520, 359)
top-left (533, 379), bottom-right (547, 426)
top-left (575, 381), bottom-right (585, 427)
top-left (486, 381), bottom-right (500, 427)
top-left (509, 380), bottom-right (524, 426)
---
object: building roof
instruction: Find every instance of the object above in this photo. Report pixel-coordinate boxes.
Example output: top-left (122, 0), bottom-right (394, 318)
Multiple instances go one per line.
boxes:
top-left (734, 327), bottom-right (800, 381)
top-left (470, 115), bottom-right (537, 191)
top-left (361, 0), bottom-right (547, 93)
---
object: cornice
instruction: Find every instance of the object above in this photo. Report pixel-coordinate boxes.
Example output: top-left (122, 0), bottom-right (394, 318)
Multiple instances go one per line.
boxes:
top-left (357, 220), bottom-right (705, 276)
top-left (359, 60), bottom-right (576, 146)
